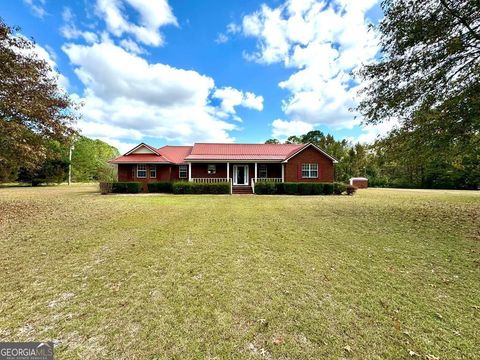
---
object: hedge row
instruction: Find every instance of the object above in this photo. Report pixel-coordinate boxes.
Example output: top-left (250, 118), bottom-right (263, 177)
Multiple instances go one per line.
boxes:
top-left (111, 182), bottom-right (143, 193)
top-left (147, 182), bottom-right (173, 193)
top-left (172, 182), bottom-right (230, 194)
top-left (255, 182), bottom-right (351, 195)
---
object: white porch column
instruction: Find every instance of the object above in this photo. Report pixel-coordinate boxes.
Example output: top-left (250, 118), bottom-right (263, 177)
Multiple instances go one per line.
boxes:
top-left (226, 162), bottom-right (230, 180)
top-left (281, 163), bottom-right (285, 182)
top-left (254, 162), bottom-right (257, 180)
top-left (188, 162), bottom-right (192, 181)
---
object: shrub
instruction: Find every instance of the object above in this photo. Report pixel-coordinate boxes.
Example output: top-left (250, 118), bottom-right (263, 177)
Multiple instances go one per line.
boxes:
top-left (147, 182), bottom-right (173, 193)
top-left (346, 184), bottom-right (357, 195)
top-left (112, 182), bottom-right (143, 193)
top-left (298, 183), bottom-right (313, 195)
top-left (99, 182), bottom-right (113, 194)
top-left (255, 181), bottom-right (276, 194)
top-left (172, 182), bottom-right (230, 194)
top-left (311, 183), bottom-right (324, 195)
top-left (323, 183), bottom-right (334, 195)
top-left (275, 182), bottom-right (285, 194)
top-left (334, 182), bottom-right (347, 195)
top-left (283, 182), bottom-right (298, 195)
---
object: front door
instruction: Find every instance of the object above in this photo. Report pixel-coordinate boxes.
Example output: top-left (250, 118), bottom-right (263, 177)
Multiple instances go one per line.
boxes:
top-left (233, 165), bottom-right (249, 185)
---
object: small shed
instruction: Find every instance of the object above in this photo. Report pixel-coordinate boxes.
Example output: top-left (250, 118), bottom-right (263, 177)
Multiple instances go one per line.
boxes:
top-left (350, 177), bottom-right (368, 188)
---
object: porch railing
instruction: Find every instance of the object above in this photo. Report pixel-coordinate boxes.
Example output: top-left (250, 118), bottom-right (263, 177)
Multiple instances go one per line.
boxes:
top-left (254, 178), bottom-right (283, 182)
top-left (191, 178), bottom-right (229, 183)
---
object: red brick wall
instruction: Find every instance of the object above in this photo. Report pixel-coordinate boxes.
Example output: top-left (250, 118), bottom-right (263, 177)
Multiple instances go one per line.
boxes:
top-left (118, 164), bottom-right (172, 182)
top-left (191, 163), bottom-right (228, 178)
top-left (284, 147), bottom-right (334, 182)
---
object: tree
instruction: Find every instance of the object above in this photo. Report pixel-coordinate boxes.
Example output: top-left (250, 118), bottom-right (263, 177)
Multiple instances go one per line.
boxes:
top-left (357, 0), bottom-right (480, 189)
top-left (265, 138), bottom-right (280, 144)
top-left (0, 19), bottom-right (78, 182)
top-left (71, 136), bottom-right (119, 182)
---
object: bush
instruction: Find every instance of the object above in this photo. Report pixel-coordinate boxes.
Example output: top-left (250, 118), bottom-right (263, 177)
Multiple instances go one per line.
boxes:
top-left (283, 182), bottom-right (298, 195)
top-left (334, 182), bottom-right (347, 195)
top-left (172, 182), bottom-right (230, 194)
top-left (99, 182), bottom-right (113, 194)
top-left (323, 183), bottom-right (334, 195)
top-left (112, 182), bottom-right (143, 193)
top-left (275, 182), bottom-right (285, 194)
top-left (254, 181), bottom-right (276, 194)
top-left (298, 183), bottom-right (313, 195)
top-left (311, 183), bottom-right (324, 195)
top-left (147, 182), bottom-right (173, 193)
top-left (346, 184), bottom-right (357, 195)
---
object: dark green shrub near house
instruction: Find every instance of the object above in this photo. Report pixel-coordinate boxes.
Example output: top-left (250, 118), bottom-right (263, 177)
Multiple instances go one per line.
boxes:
top-left (283, 182), bottom-right (299, 195)
top-left (173, 182), bottom-right (230, 194)
top-left (334, 182), bottom-right (347, 195)
top-left (275, 182), bottom-right (285, 194)
top-left (255, 181), bottom-right (276, 194)
top-left (323, 183), bottom-right (334, 195)
top-left (111, 182), bottom-right (142, 193)
top-left (147, 182), bottom-right (173, 193)
top-left (255, 181), bottom-right (341, 195)
top-left (298, 183), bottom-right (313, 195)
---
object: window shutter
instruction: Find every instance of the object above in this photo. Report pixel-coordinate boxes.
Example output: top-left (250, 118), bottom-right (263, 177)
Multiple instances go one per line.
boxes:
top-left (317, 163), bottom-right (320, 178)
top-left (297, 164), bottom-right (301, 179)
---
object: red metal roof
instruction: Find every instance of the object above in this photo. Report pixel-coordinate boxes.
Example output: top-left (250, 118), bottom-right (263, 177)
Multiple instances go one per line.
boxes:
top-left (110, 142), bottom-right (337, 164)
top-left (185, 143), bottom-right (304, 161)
top-left (158, 146), bottom-right (193, 164)
top-left (110, 153), bottom-right (170, 164)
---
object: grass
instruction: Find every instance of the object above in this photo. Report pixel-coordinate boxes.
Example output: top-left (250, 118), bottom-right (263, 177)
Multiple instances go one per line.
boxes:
top-left (0, 184), bottom-right (479, 359)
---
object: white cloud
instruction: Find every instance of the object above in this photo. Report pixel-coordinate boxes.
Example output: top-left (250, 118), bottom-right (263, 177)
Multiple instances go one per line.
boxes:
top-left (239, 0), bottom-right (380, 137)
top-left (213, 87), bottom-right (264, 114)
top-left (95, 0), bottom-right (177, 46)
top-left (214, 33), bottom-right (229, 44)
top-left (119, 38), bottom-right (146, 54)
top-left (355, 118), bottom-right (399, 144)
top-left (60, 8), bottom-right (98, 44)
top-left (63, 41), bottom-right (262, 147)
top-left (23, 0), bottom-right (46, 18)
top-left (272, 119), bottom-right (313, 138)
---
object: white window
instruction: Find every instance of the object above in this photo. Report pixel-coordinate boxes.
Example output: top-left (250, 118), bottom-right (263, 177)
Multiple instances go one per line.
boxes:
top-left (179, 165), bottom-right (188, 179)
top-left (149, 165), bottom-right (156, 178)
top-left (137, 164), bottom-right (147, 178)
top-left (302, 163), bottom-right (318, 178)
top-left (259, 164), bottom-right (268, 178)
top-left (208, 164), bottom-right (216, 174)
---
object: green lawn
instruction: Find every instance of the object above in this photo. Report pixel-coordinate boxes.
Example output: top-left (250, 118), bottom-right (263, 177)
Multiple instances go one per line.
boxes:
top-left (0, 185), bottom-right (479, 359)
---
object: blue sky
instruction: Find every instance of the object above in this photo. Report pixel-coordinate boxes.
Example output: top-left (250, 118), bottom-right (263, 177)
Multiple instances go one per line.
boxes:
top-left (2, 0), bottom-right (384, 152)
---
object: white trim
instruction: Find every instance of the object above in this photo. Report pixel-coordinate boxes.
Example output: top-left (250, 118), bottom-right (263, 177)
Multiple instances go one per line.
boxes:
top-left (233, 165), bottom-right (249, 185)
top-left (149, 165), bottom-right (157, 178)
top-left (179, 165), bottom-right (188, 179)
top-left (283, 143), bottom-right (338, 163)
top-left (301, 163), bottom-right (318, 178)
top-left (281, 163), bottom-right (285, 182)
top-left (188, 163), bottom-right (192, 181)
top-left (136, 164), bottom-right (147, 178)
top-left (226, 162), bottom-right (230, 180)
top-left (254, 162), bottom-right (258, 180)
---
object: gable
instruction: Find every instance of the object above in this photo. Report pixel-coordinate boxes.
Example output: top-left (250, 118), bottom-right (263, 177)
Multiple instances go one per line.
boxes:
top-left (125, 143), bottom-right (160, 156)
top-left (284, 143), bottom-right (337, 163)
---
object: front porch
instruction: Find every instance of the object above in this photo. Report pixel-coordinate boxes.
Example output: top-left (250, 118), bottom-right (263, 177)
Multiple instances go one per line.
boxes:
top-left (188, 162), bottom-right (284, 194)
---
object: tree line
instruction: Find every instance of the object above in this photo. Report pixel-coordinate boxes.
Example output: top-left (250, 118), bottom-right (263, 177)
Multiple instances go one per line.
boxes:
top-left (1, 0), bottom-right (479, 189)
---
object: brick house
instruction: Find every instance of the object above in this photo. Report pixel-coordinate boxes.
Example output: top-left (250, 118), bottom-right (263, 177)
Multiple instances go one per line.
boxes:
top-left (110, 142), bottom-right (337, 193)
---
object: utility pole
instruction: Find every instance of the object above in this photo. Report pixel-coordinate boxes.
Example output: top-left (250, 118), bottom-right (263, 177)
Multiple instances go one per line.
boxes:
top-left (68, 143), bottom-right (75, 185)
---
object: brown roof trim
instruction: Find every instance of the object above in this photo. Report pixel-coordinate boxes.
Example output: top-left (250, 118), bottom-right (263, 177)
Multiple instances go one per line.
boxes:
top-left (282, 143), bottom-right (338, 163)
